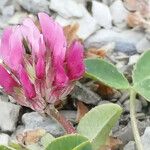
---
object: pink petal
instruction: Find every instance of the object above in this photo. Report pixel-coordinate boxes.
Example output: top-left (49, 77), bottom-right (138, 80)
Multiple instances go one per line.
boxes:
top-left (18, 65), bottom-right (36, 99)
top-left (0, 65), bottom-right (18, 94)
top-left (38, 12), bottom-right (66, 61)
top-left (38, 12), bottom-right (68, 87)
top-left (0, 27), bottom-right (12, 62)
top-left (38, 34), bottom-right (46, 57)
top-left (36, 56), bottom-right (45, 79)
top-left (66, 41), bottom-right (85, 80)
top-left (53, 61), bottom-right (68, 88)
top-left (21, 18), bottom-right (41, 55)
top-left (8, 26), bottom-right (24, 71)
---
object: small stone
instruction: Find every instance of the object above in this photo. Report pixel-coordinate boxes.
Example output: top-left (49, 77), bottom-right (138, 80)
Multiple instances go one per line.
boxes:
top-left (141, 127), bottom-right (150, 150)
top-left (114, 120), bottom-right (150, 144)
top-left (18, 0), bottom-right (50, 14)
top-left (2, 5), bottom-right (14, 17)
top-left (124, 126), bottom-right (150, 150)
top-left (124, 141), bottom-right (135, 150)
top-left (0, 94), bottom-right (9, 102)
top-left (136, 113), bottom-right (146, 120)
top-left (71, 82), bottom-right (101, 105)
top-left (92, 1), bottom-right (112, 29)
top-left (8, 12), bottom-right (28, 25)
top-left (119, 92), bottom-right (129, 104)
top-left (22, 112), bottom-right (64, 137)
top-left (136, 37), bottom-right (150, 53)
top-left (85, 29), bottom-right (144, 50)
top-left (8, 96), bottom-right (17, 103)
top-left (102, 0), bottom-right (115, 6)
top-left (116, 61), bottom-right (126, 69)
top-left (110, 99), bottom-right (118, 102)
top-left (85, 29), bottom-right (118, 48)
top-left (114, 41), bottom-right (137, 55)
top-left (55, 6), bottom-right (99, 40)
top-left (0, 133), bottom-right (10, 145)
top-left (110, 0), bottom-right (128, 26)
top-left (50, 0), bottom-right (84, 18)
top-left (138, 95), bottom-right (148, 107)
top-left (60, 110), bottom-right (77, 124)
top-left (128, 54), bottom-right (140, 65)
top-left (112, 91), bottom-right (122, 99)
top-left (98, 100), bottom-right (110, 105)
top-left (123, 99), bottom-right (142, 113)
top-left (0, 0), bottom-right (9, 10)
top-left (0, 101), bottom-right (21, 132)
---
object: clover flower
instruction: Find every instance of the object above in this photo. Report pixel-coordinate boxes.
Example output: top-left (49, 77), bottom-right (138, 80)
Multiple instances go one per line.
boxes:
top-left (0, 12), bottom-right (85, 112)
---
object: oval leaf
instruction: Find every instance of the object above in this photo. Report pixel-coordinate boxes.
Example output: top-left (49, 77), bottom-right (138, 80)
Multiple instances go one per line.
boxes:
top-left (73, 141), bottom-right (92, 150)
top-left (85, 58), bottom-right (129, 89)
top-left (133, 50), bottom-right (150, 84)
top-left (46, 134), bottom-right (89, 150)
top-left (134, 78), bottom-right (150, 101)
top-left (77, 103), bottom-right (122, 150)
top-left (133, 51), bottom-right (150, 101)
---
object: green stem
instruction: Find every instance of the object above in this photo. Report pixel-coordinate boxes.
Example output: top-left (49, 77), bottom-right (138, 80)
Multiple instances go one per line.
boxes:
top-left (130, 88), bottom-right (143, 150)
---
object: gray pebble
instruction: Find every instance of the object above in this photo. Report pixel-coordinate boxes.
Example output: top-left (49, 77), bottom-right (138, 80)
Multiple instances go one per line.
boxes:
top-left (71, 82), bottom-right (101, 105)
top-left (22, 112), bottom-right (64, 137)
top-left (114, 41), bottom-right (137, 55)
top-left (123, 99), bottom-right (142, 113)
top-left (18, 0), bottom-right (50, 14)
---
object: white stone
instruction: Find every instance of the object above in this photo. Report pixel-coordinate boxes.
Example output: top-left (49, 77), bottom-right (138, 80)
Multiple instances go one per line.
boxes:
top-left (0, 0), bottom-right (9, 10)
top-left (124, 127), bottom-right (150, 150)
top-left (136, 37), bottom-right (150, 53)
top-left (55, 6), bottom-right (99, 40)
top-left (102, 0), bottom-right (115, 6)
top-left (85, 29), bottom-right (144, 48)
top-left (18, 0), bottom-right (49, 14)
top-left (50, 0), bottom-right (84, 18)
top-left (92, 1), bottom-right (112, 29)
top-left (128, 54), bottom-right (140, 65)
top-left (124, 141), bottom-right (135, 150)
top-left (110, 0), bottom-right (128, 26)
top-left (8, 12), bottom-right (28, 25)
top-left (0, 134), bottom-right (10, 145)
top-left (2, 5), bottom-right (15, 17)
top-left (141, 127), bottom-right (150, 150)
top-left (0, 101), bottom-right (21, 132)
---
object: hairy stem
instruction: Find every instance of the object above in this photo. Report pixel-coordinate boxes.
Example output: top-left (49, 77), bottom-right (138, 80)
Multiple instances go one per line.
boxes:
top-left (130, 88), bottom-right (143, 150)
top-left (45, 105), bottom-right (76, 134)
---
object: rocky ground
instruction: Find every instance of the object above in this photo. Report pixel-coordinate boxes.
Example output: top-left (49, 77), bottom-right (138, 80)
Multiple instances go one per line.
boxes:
top-left (0, 0), bottom-right (150, 149)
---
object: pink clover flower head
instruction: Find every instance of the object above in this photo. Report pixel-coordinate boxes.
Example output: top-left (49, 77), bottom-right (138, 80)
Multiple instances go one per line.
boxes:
top-left (0, 12), bottom-right (85, 111)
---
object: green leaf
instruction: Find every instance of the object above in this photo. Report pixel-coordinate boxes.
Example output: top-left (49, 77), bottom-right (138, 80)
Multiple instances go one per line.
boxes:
top-left (85, 58), bottom-right (129, 89)
top-left (77, 103), bottom-right (122, 150)
top-left (9, 143), bottom-right (28, 150)
top-left (133, 78), bottom-right (150, 101)
top-left (73, 141), bottom-right (92, 150)
top-left (133, 51), bottom-right (150, 101)
top-left (46, 134), bottom-right (89, 150)
top-left (0, 145), bottom-right (14, 150)
top-left (40, 133), bottom-right (55, 148)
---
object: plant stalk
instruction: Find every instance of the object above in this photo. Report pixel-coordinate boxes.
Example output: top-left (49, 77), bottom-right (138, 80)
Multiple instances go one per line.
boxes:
top-left (130, 88), bottom-right (143, 150)
top-left (45, 105), bottom-right (76, 134)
